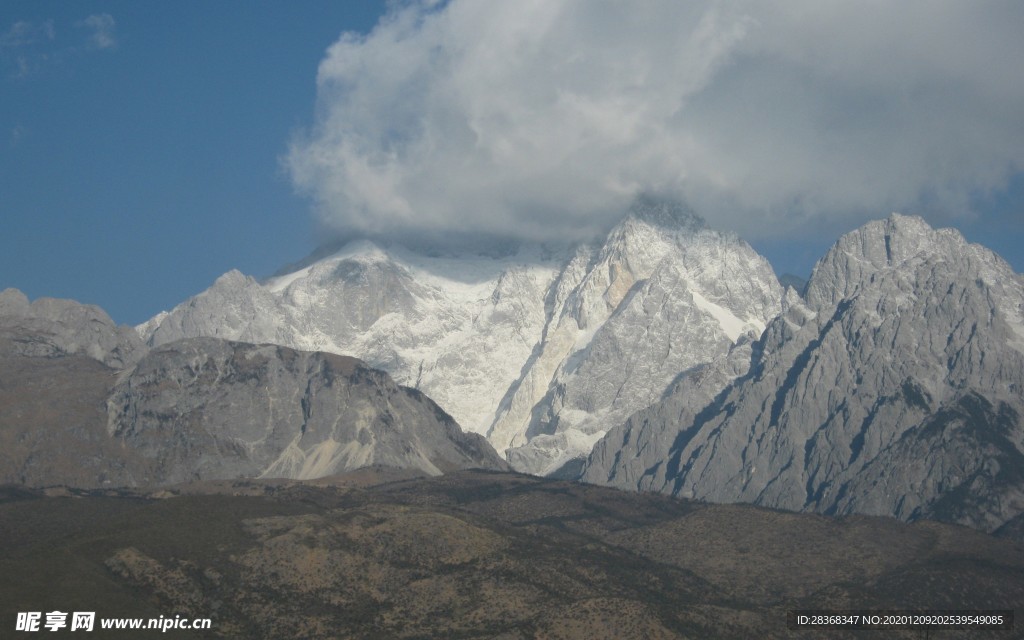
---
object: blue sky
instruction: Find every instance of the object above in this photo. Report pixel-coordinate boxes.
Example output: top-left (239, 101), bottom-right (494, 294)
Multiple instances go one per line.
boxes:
top-left (3, 1), bottom-right (1022, 325)
top-left (1, 1), bottom-right (385, 324)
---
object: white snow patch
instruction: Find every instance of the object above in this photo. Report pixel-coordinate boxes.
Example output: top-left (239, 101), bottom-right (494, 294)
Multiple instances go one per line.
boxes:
top-left (689, 289), bottom-right (750, 342)
top-left (266, 264), bottom-right (315, 293)
top-left (266, 240), bottom-right (391, 293)
top-left (1004, 312), bottom-right (1024, 354)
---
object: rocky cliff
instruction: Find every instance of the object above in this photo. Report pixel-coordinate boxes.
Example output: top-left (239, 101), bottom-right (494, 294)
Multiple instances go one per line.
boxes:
top-left (583, 214), bottom-right (1024, 534)
top-left (0, 292), bottom-right (505, 487)
top-left (108, 338), bottom-right (507, 485)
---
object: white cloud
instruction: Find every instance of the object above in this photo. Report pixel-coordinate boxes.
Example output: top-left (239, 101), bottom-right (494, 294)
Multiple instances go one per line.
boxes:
top-left (10, 124), bottom-right (27, 147)
top-left (79, 14), bottom-right (116, 50)
top-left (0, 20), bottom-right (54, 49)
top-left (2, 15), bottom-right (115, 78)
top-left (0, 20), bottom-right (56, 77)
top-left (287, 0), bottom-right (1024, 245)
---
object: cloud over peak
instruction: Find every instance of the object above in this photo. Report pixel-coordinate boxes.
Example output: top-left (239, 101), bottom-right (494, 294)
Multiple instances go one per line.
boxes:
top-left (287, 0), bottom-right (1024, 246)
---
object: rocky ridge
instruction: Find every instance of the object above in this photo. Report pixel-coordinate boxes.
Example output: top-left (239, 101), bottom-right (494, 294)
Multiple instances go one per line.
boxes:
top-left (109, 338), bottom-right (507, 485)
top-left (582, 214), bottom-right (1024, 534)
top-left (0, 292), bottom-right (505, 487)
top-left (0, 287), bottom-right (143, 368)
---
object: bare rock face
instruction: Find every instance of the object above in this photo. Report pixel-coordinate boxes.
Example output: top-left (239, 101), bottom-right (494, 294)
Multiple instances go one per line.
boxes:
top-left (106, 338), bottom-right (508, 485)
top-left (498, 200), bottom-right (781, 474)
top-left (582, 331), bottom-right (763, 492)
top-left (583, 214), bottom-right (1024, 534)
top-left (139, 198), bottom-right (783, 473)
top-left (0, 288), bottom-right (144, 369)
top-left (1, 290), bottom-right (506, 488)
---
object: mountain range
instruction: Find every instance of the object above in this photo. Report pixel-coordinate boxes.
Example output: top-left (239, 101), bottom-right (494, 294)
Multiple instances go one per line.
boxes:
top-left (582, 214), bottom-right (1024, 535)
top-left (0, 288), bottom-right (506, 487)
top-left (3, 200), bottom-right (1023, 538)
top-left (140, 198), bottom-right (783, 476)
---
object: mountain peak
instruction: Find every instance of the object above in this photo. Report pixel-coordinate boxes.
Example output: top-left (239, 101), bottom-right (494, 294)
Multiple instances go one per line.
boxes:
top-left (805, 213), bottom-right (981, 308)
top-left (883, 211), bottom-right (931, 230)
top-left (0, 288), bottom-right (30, 316)
top-left (583, 212), bottom-right (1024, 535)
top-left (834, 213), bottom-right (970, 266)
top-left (625, 195), bottom-right (706, 232)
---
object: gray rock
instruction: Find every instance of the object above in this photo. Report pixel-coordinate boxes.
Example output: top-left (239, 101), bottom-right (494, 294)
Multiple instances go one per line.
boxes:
top-left (107, 337), bottom-right (508, 485)
top-left (583, 331), bottom-right (761, 492)
top-left (0, 288), bottom-right (31, 315)
top-left (582, 214), bottom-right (1024, 533)
top-left (0, 288), bottom-right (144, 368)
top-left (1, 292), bottom-right (506, 487)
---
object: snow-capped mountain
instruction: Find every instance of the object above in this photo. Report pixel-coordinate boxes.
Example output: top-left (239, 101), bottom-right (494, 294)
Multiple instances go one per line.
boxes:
top-left (582, 214), bottom-right (1024, 534)
top-left (494, 200), bottom-right (782, 474)
top-left (143, 241), bottom-right (566, 441)
top-left (140, 198), bottom-right (784, 473)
